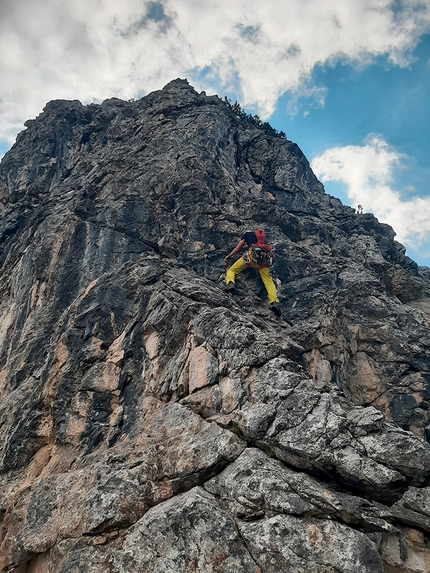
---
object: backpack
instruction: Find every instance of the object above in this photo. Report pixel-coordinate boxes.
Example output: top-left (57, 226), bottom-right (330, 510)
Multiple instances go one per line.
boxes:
top-left (245, 229), bottom-right (275, 268)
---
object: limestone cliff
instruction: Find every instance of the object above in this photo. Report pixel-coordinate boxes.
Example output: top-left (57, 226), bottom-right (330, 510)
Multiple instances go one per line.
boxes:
top-left (1, 79), bottom-right (430, 572)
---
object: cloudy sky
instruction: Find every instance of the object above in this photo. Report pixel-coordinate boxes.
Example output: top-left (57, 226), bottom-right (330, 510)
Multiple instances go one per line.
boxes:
top-left (1, 0), bottom-right (429, 265)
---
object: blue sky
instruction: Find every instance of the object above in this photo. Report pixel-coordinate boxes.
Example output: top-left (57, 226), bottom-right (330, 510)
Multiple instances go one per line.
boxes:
top-left (271, 34), bottom-right (430, 265)
top-left (0, 0), bottom-right (429, 265)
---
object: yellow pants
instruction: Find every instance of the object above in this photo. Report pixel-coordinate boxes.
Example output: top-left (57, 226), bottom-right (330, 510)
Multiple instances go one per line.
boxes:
top-left (226, 257), bottom-right (279, 303)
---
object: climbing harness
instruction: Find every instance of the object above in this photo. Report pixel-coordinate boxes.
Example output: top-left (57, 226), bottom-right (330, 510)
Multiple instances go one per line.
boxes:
top-left (243, 246), bottom-right (274, 268)
top-left (244, 229), bottom-right (274, 269)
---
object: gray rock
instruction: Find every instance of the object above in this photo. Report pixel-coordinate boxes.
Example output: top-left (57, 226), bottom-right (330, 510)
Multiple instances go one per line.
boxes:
top-left (114, 488), bottom-right (260, 573)
top-left (1, 79), bottom-right (430, 572)
top-left (239, 515), bottom-right (383, 573)
top-left (391, 487), bottom-right (430, 532)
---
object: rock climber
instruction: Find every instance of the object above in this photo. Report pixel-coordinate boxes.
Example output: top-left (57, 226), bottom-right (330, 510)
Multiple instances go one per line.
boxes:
top-left (223, 229), bottom-right (282, 316)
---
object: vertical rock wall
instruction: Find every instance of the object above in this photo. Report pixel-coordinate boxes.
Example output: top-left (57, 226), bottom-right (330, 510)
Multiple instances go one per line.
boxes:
top-left (1, 79), bottom-right (430, 572)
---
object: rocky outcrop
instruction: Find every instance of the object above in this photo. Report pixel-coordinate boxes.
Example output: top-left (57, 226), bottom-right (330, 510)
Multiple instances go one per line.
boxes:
top-left (1, 79), bottom-right (430, 572)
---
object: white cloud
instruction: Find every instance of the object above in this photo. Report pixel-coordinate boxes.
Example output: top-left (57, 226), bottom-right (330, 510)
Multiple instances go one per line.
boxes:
top-left (0, 0), bottom-right (429, 145)
top-left (311, 136), bottom-right (430, 250)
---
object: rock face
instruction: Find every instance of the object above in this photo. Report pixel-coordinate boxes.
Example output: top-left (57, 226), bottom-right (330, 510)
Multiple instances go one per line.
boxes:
top-left (1, 79), bottom-right (430, 572)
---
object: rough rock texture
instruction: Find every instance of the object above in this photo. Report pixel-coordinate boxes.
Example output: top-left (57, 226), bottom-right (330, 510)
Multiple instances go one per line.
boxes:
top-left (1, 79), bottom-right (430, 572)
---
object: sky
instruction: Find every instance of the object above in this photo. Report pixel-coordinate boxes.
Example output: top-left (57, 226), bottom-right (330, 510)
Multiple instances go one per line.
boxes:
top-left (0, 0), bottom-right (429, 265)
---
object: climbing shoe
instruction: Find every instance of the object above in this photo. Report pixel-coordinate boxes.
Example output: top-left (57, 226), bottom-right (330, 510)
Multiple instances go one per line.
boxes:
top-left (270, 302), bottom-right (282, 316)
top-left (224, 282), bottom-right (235, 293)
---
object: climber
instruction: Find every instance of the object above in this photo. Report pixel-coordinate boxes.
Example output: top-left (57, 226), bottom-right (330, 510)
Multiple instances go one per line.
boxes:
top-left (223, 229), bottom-right (282, 316)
